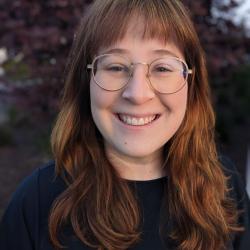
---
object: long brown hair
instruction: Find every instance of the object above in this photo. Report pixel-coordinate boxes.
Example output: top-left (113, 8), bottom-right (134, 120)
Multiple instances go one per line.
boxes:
top-left (49, 0), bottom-right (244, 249)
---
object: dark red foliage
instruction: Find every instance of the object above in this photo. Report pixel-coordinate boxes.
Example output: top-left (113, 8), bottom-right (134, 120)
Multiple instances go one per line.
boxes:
top-left (0, 0), bottom-right (90, 112)
top-left (0, 0), bottom-right (249, 114)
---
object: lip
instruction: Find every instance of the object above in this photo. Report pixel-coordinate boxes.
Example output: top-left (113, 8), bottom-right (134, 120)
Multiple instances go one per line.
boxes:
top-left (114, 113), bottom-right (161, 128)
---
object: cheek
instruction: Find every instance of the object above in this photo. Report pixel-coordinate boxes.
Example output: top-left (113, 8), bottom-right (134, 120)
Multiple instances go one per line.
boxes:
top-left (90, 80), bottom-right (102, 124)
top-left (90, 81), bottom-right (109, 136)
top-left (160, 85), bottom-right (188, 113)
top-left (90, 80), bottom-right (108, 111)
top-left (90, 80), bottom-right (119, 116)
top-left (90, 79), bottom-right (101, 107)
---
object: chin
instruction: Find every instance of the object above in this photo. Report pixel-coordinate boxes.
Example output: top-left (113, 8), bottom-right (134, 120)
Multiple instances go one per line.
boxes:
top-left (110, 142), bottom-right (165, 160)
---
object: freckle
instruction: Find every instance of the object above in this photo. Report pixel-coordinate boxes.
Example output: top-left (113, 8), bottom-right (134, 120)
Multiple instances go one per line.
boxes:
top-left (124, 141), bottom-right (127, 145)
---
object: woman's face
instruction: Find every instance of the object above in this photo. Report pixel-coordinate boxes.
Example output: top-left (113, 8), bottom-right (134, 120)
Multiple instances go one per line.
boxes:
top-left (90, 27), bottom-right (188, 165)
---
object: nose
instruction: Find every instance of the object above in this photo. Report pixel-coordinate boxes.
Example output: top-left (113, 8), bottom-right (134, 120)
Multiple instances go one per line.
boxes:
top-left (121, 64), bottom-right (155, 104)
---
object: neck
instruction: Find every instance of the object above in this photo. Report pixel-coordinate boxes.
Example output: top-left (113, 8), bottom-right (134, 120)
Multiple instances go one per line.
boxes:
top-left (105, 147), bottom-right (166, 181)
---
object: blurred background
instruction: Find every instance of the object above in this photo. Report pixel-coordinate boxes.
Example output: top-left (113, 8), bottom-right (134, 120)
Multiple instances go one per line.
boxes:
top-left (0, 0), bottom-right (249, 218)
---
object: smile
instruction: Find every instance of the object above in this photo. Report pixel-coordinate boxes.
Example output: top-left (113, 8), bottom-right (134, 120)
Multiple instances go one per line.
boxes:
top-left (117, 114), bottom-right (159, 126)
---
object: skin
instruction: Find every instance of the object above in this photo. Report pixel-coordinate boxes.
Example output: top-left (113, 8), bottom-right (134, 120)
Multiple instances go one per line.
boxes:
top-left (90, 21), bottom-right (188, 181)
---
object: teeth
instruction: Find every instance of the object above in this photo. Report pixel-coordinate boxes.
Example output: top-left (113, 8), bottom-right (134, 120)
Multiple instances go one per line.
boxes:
top-left (131, 118), bottom-right (137, 125)
top-left (119, 114), bottom-right (156, 126)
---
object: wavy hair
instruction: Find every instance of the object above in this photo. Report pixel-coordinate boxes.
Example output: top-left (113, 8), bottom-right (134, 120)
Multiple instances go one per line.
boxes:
top-left (49, 0), bottom-right (244, 249)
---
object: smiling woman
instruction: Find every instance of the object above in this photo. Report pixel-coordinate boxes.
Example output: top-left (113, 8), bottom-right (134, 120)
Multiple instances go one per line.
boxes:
top-left (90, 35), bottom-right (189, 180)
top-left (0, 0), bottom-right (250, 250)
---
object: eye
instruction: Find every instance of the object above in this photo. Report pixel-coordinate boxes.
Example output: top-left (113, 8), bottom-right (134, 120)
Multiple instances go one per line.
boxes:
top-left (105, 64), bottom-right (129, 73)
top-left (152, 64), bottom-right (173, 73)
top-left (156, 66), bottom-right (172, 72)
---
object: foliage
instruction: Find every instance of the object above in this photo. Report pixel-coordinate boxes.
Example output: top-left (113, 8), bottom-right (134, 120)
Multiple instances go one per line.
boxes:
top-left (0, 126), bottom-right (13, 147)
top-left (0, 0), bottom-right (249, 145)
top-left (215, 64), bottom-right (250, 143)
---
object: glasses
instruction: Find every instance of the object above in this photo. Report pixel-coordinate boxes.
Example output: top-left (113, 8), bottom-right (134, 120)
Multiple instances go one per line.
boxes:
top-left (87, 54), bottom-right (192, 94)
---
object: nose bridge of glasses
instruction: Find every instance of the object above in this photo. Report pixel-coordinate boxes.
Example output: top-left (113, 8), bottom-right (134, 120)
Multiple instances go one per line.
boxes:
top-left (127, 62), bottom-right (154, 94)
top-left (131, 62), bottom-right (150, 77)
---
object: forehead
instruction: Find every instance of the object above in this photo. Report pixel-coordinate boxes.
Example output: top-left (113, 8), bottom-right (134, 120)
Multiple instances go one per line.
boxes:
top-left (91, 13), bottom-right (183, 58)
top-left (97, 16), bottom-right (183, 58)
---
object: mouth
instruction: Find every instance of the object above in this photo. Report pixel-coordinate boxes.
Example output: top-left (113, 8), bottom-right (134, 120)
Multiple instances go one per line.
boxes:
top-left (116, 113), bottom-right (160, 126)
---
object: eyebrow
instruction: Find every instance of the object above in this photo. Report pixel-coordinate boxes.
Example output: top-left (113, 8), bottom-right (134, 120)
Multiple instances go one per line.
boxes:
top-left (100, 48), bottom-right (180, 58)
top-left (152, 49), bottom-right (179, 58)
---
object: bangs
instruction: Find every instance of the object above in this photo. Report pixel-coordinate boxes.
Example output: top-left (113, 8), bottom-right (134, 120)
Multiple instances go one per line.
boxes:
top-left (87, 0), bottom-right (183, 57)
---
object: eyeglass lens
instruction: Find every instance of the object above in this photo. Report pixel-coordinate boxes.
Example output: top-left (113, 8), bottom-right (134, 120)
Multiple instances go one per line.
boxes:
top-left (92, 54), bottom-right (188, 93)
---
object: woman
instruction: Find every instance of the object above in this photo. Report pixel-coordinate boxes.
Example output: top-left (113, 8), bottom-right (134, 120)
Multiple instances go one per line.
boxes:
top-left (0, 0), bottom-right (249, 249)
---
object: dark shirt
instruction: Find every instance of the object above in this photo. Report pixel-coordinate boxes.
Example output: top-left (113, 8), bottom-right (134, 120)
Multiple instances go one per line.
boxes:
top-left (0, 157), bottom-right (250, 250)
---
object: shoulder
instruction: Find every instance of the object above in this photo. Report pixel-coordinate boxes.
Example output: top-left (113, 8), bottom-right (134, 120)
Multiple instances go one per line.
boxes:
top-left (7, 160), bottom-right (65, 209)
top-left (7, 160), bottom-right (66, 216)
top-left (218, 155), bottom-right (248, 202)
top-left (219, 155), bottom-right (242, 177)
top-left (219, 155), bottom-right (250, 249)
top-left (0, 161), bottom-right (66, 249)
top-left (218, 155), bottom-right (249, 209)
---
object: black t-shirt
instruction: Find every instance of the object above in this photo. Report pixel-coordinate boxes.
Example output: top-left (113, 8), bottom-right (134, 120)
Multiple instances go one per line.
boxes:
top-left (0, 157), bottom-right (250, 250)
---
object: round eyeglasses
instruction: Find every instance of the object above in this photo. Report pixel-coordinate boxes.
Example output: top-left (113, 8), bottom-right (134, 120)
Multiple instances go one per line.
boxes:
top-left (87, 54), bottom-right (192, 94)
